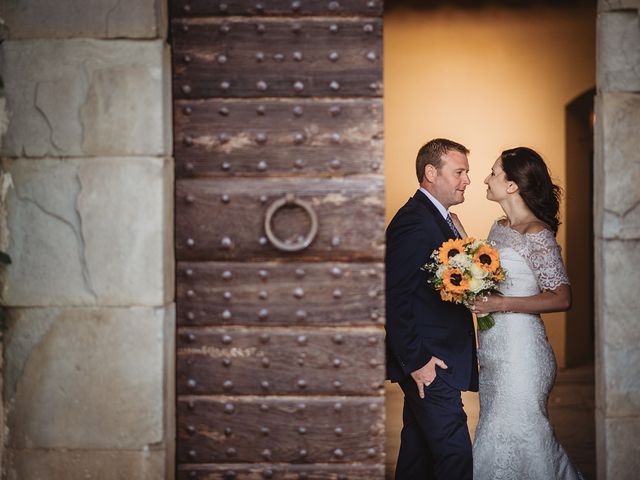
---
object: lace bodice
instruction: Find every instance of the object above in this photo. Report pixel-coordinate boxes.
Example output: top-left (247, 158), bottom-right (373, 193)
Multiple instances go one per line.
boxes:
top-left (489, 221), bottom-right (570, 293)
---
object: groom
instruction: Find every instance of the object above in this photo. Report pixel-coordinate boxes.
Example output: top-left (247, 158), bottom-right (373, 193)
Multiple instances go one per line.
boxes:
top-left (385, 138), bottom-right (479, 479)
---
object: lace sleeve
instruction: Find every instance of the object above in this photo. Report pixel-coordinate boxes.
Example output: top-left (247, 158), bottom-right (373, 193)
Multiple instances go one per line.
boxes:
top-left (525, 229), bottom-right (570, 291)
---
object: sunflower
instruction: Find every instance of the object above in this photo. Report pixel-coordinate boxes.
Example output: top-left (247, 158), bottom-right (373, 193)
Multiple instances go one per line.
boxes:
top-left (439, 289), bottom-right (456, 302)
top-left (473, 244), bottom-right (500, 273)
top-left (441, 267), bottom-right (469, 294)
top-left (493, 268), bottom-right (506, 282)
top-left (438, 238), bottom-right (467, 265)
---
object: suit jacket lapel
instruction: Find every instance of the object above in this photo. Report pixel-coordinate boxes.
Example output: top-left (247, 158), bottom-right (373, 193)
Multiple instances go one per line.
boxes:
top-left (412, 189), bottom-right (457, 240)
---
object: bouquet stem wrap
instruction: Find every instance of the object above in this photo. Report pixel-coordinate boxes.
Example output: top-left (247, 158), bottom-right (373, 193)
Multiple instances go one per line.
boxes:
top-left (476, 313), bottom-right (496, 331)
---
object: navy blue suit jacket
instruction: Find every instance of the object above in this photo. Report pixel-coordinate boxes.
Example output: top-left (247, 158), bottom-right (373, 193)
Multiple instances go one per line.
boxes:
top-left (385, 190), bottom-right (479, 392)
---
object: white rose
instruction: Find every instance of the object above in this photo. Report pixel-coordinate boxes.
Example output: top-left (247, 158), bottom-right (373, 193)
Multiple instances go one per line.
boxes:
top-left (469, 276), bottom-right (485, 294)
top-left (470, 262), bottom-right (489, 280)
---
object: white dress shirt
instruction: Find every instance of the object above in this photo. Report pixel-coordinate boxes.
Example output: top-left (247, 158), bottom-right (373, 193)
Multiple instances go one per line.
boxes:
top-left (419, 187), bottom-right (449, 220)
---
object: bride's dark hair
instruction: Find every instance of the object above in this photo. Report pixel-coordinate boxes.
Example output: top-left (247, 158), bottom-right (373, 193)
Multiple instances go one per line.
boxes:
top-left (500, 147), bottom-right (562, 234)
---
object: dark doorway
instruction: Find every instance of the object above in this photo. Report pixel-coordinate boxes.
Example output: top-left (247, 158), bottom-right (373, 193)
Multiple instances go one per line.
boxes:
top-left (564, 88), bottom-right (595, 366)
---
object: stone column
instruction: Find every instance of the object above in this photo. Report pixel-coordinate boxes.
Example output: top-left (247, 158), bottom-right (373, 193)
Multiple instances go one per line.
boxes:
top-left (595, 1), bottom-right (640, 479)
top-left (0, 1), bottom-right (175, 479)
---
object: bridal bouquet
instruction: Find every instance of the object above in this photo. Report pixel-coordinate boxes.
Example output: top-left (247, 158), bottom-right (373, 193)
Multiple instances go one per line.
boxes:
top-left (422, 237), bottom-right (506, 330)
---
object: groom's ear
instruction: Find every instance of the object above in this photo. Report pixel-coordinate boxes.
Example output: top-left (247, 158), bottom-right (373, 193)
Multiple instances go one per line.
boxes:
top-left (424, 164), bottom-right (437, 183)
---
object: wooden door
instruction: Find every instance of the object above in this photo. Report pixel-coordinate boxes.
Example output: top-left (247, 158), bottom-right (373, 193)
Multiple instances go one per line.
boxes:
top-left (171, 1), bottom-right (385, 478)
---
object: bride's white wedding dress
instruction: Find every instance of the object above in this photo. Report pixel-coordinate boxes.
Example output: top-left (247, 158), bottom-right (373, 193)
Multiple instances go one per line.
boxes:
top-left (473, 221), bottom-right (584, 480)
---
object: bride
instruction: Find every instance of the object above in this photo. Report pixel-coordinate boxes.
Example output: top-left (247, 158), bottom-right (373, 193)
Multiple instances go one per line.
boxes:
top-left (468, 147), bottom-right (583, 479)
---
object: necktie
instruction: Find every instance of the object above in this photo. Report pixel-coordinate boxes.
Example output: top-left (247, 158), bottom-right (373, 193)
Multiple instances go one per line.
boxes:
top-left (446, 214), bottom-right (461, 239)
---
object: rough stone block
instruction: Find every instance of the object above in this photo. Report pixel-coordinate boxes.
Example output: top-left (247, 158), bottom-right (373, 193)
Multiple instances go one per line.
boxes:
top-left (1, 157), bottom-right (174, 307)
top-left (6, 448), bottom-right (166, 480)
top-left (597, 11), bottom-right (640, 92)
top-left (595, 93), bottom-right (640, 240)
top-left (593, 236), bottom-right (606, 412)
top-left (0, 39), bottom-right (171, 157)
top-left (4, 305), bottom-right (175, 449)
top-left (596, 414), bottom-right (640, 480)
top-left (593, 94), bottom-right (605, 242)
top-left (0, 0), bottom-right (166, 40)
top-left (598, 239), bottom-right (640, 416)
top-left (595, 409), bottom-right (606, 480)
top-left (599, 0), bottom-right (640, 11)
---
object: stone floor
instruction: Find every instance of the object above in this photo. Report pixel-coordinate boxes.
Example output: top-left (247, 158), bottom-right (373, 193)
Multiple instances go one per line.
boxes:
top-left (385, 363), bottom-right (595, 479)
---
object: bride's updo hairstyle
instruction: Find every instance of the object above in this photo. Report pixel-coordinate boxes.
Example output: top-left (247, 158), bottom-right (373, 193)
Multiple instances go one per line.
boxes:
top-left (500, 147), bottom-right (561, 234)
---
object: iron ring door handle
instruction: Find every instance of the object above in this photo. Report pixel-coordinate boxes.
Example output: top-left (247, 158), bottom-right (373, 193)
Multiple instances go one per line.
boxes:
top-left (264, 193), bottom-right (319, 252)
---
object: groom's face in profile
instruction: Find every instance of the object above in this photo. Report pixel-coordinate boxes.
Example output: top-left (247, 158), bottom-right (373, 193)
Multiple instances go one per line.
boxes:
top-left (423, 150), bottom-right (471, 209)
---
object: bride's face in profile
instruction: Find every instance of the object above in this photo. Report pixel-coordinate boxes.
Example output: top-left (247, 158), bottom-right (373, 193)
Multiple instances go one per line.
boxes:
top-left (484, 158), bottom-right (512, 202)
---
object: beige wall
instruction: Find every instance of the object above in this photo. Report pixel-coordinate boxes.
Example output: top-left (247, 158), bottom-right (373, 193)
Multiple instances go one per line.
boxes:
top-left (384, 5), bottom-right (596, 367)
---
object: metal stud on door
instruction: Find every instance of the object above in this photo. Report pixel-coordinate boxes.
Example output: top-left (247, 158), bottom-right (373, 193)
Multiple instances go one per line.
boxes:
top-left (172, 0), bottom-right (384, 477)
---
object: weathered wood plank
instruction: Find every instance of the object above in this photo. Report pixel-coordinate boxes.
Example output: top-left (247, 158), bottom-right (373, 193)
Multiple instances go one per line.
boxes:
top-left (177, 463), bottom-right (385, 479)
top-left (177, 327), bottom-right (385, 395)
top-left (177, 396), bottom-right (385, 464)
top-left (176, 261), bottom-right (384, 326)
top-left (174, 98), bottom-right (383, 178)
top-left (172, 18), bottom-right (382, 98)
top-left (171, 0), bottom-right (384, 18)
top-left (175, 176), bottom-right (385, 261)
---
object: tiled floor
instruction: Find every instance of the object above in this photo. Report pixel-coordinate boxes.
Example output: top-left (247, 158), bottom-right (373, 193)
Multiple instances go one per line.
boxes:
top-left (385, 363), bottom-right (595, 479)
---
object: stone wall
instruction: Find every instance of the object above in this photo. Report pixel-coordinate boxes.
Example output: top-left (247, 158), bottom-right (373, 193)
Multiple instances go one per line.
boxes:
top-left (0, 56), bottom-right (9, 478)
top-left (0, 1), bottom-right (174, 479)
top-left (595, 1), bottom-right (640, 479)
